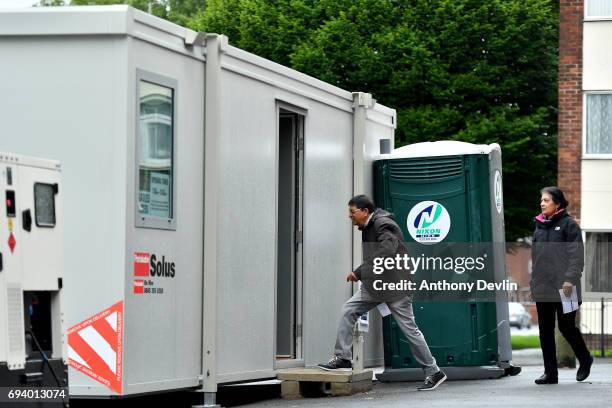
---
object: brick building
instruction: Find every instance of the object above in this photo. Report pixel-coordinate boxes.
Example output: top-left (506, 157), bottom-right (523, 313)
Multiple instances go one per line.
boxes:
top-left (558, 1), bottom-right (612, 349)
top-left (559, 0), bottom-right (612, 300)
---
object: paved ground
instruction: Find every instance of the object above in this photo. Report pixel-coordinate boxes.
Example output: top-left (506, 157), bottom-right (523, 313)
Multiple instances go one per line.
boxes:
top-left (512, 348), bottom-right (544, 366)
top-left (250, 360), bottom-right (612, 408)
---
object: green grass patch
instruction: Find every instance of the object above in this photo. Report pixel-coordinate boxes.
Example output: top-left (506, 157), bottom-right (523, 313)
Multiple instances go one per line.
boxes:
top-left (512, 335), bottom-right (540, 350)
top-left (592, 349), bottom-right (612, 358)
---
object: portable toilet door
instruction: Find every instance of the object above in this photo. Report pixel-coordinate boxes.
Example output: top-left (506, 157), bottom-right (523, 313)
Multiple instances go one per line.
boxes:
top-left (373, 141), bottom-right (515, 381)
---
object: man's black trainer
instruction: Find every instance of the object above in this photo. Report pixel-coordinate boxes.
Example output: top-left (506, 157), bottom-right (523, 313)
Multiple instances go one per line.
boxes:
top-left (317, 356), bottom-right (352, 371)
top-left (417, 370), bottom-right (447, 391)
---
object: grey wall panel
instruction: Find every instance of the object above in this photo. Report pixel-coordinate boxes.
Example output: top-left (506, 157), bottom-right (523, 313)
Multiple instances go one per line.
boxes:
top-left (301, 102), bottom-right (354, 366)
top-left (216, 71), bottom-right (278, 376)
top-left (0, 36), bottom-right (129, 392)
top-left (362, 115), bottom-right (396, 366)
top-left (222, 46), bottom-right (352, 111)
top-left (124, 37), bottom-right (204, 393)
top-left (215, 65), bottom-right (355, 375)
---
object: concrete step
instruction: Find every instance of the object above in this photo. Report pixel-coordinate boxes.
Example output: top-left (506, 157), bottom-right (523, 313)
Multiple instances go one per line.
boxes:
top-left (277, 368), bottom-right (373, 399)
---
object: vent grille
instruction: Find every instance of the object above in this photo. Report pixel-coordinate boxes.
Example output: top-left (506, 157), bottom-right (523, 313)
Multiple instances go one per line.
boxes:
top-left (7, 284), bottom-right (24, 353)
top-left (389, 157), bottom-right (463, 180)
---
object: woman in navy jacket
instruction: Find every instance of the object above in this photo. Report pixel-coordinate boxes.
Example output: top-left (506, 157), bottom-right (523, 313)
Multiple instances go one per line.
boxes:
top-left (531, 186), bottom-right (592, 384)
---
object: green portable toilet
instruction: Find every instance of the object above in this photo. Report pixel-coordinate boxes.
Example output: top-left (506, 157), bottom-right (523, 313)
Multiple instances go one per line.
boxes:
top-left (374, 141), bottom-right (520, 381)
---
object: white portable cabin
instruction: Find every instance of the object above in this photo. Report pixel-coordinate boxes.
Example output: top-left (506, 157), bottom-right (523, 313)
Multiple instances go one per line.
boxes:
top-left (0, 6), bottom-right (396, 399)
top-left (0, 153), bottom-right (66, 387)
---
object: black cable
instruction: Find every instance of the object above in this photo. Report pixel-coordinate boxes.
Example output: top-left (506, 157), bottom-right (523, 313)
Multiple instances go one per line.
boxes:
top-left (26, 330), bottom-right (69, 408)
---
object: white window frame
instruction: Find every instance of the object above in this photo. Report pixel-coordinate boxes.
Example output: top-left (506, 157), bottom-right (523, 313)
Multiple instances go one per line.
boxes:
top-left (583, 91), bottom-right (612, 159)
top-left (135, 69), bottom-right (178, 230)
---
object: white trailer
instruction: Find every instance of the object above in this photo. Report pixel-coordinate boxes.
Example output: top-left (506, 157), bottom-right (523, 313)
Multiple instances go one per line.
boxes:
top-left (0, 5), bottom-right (396, 401)
top-left (0, 152), bottom-right (66, 389)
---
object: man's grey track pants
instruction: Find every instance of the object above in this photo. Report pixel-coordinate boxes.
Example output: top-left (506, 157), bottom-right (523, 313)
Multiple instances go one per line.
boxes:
top-left (334, 289), bottom-right (440, 376)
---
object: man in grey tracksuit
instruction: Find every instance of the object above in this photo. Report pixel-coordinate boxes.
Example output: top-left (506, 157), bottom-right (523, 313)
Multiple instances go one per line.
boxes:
top-left (318, 194), bottom-right (446, 391)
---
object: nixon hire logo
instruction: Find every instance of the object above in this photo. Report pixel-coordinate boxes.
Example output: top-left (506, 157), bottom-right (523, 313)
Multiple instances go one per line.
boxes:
top-left (407, 201), bottom-right (451, 244)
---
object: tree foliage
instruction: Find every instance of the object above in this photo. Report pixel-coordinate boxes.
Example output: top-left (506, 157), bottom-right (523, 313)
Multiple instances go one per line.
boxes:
top-left (192, 0), bottom-right (559, 241)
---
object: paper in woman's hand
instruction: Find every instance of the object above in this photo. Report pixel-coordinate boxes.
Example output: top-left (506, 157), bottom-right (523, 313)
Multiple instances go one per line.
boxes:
top-left (559, 286), bottom-right (579, 314)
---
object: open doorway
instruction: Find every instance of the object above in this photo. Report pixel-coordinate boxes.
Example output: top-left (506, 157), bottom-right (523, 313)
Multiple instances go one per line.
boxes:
top-left (276, 105), bottom-right (304, 367)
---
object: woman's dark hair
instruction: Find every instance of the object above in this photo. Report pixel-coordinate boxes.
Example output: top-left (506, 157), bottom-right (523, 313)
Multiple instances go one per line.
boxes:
top-left (348, 194), bottom-right (376, 213)
top-left (540, 186), bottom-right (570, 209)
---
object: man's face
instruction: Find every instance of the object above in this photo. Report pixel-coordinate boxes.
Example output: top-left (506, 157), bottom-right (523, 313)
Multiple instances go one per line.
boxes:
top-left (349, 205), bottom-right (369, 227)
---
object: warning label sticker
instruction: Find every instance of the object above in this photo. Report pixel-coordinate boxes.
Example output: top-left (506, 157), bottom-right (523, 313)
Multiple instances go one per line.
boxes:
top-left (67, 301), bottom-right (123, 394)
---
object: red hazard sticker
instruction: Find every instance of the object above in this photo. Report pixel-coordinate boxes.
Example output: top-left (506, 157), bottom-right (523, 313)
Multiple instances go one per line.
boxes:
top-left (67, 301), bottom-right (124, 394)
top-left (133, 252), bottom-right (149, 277)
top-left (8, 233), bottom-right (16, 253)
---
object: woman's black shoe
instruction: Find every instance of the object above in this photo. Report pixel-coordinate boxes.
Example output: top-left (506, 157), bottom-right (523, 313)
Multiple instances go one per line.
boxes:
top-left (577, 355), bottom-right (593, 382)
top-left (535, 374), bottom-right (558, 384)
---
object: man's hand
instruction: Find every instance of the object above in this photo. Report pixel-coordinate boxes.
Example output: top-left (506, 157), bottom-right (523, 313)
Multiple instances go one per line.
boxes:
top-left (562, 281), bottom-right (573, 297)
top-left (346, 272), bottom-right (359, 282)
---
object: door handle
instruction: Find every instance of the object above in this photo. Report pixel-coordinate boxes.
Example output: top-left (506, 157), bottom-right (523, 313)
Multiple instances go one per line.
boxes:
top-left (22, 209), bottom-right (32, 232)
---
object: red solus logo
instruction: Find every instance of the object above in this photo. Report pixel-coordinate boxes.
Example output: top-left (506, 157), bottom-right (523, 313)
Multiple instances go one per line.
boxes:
top-left (133, 252), bottom-right (175, 278)
top-left (134, 252), bottom-right (150, 277)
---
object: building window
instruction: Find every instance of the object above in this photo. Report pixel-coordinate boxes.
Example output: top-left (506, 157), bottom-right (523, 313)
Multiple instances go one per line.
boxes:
top-left (584, 0), bottom-right (612, 18)
top-left (136, 71), bottom-right (177, 230)
top-left (586, 0), bottom-right (612, 18)
top-left (585, 232), bottom-right (612, 293)
top-left (586, 94), bottom-right (612, 155)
